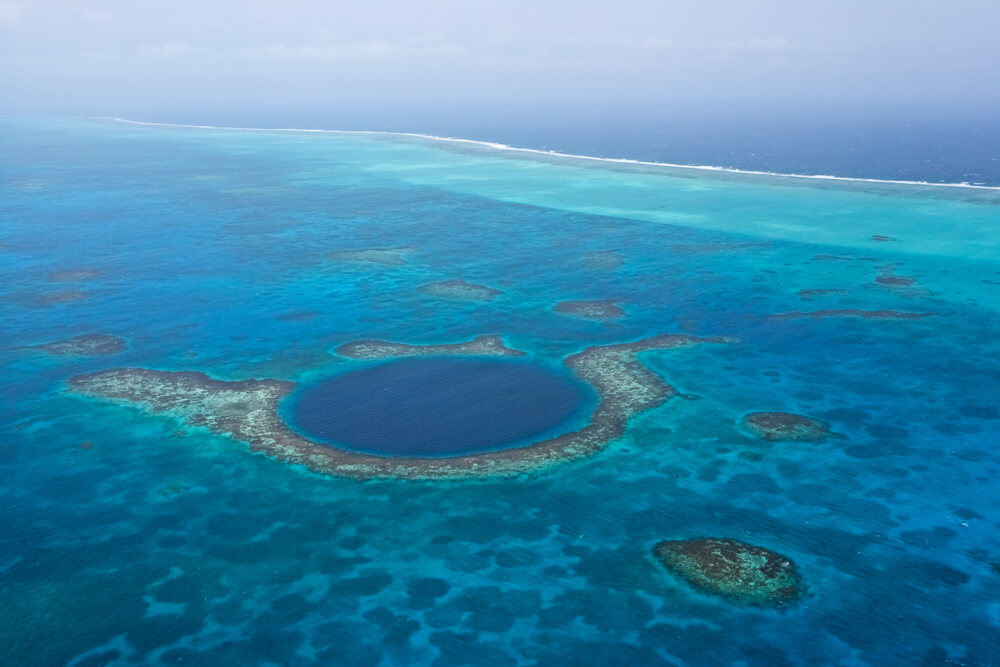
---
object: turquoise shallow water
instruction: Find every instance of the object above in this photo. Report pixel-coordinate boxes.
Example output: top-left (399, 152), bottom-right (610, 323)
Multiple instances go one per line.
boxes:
top-left (2, 116), bottom-right (1000, 665)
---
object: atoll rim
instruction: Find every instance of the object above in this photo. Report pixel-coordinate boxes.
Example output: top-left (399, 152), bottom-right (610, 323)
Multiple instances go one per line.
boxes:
top-left (770, 309), bottom-right (935, 321)
top-left (30, 333), bottom-right (126, 356)
top-left (68, 333), bottom-right (733, 480)
top-left (743, 412), bottom-right (830, 441)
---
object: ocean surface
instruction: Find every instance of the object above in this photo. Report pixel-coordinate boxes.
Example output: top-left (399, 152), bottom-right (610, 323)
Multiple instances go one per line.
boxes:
top-left (2, 114), bottom-right (1000, 666)
top-left (145, 105), bottom-right (1000, 187)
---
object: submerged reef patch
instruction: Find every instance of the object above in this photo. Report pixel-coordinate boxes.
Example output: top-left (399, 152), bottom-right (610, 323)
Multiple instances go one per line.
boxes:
top-left (875, 275), bottom-right (917, 287)
top-left (797, 288), bottom-right (849, 299)
top-left (7, 290), bottom-right (93, 307)
top-left (653, 537), bottom-right (806, 607)
top-left (873, 264), bottom-right (918, 289)
top-left (68, 334), bottom-right (730, 480)
top-left (154, 483), bottom-right (190, 497)
top-left (743, 412), bottom-right (830, 441)
top-left (328, 247), bottom-right (414, 266)
top-left (418, 279), bottom-right (503, 302)
top-left (770, 309), bottom-right (935, 321)
top-left (553, 300), bottom-right (625, 320)
top-left (337, 334), bottom-right (523, 360)
top-left (581, 250), bottom-right (624, 270)
top-left (44, 291), bottom-right (90, 304)
top-left (669, 242), bottom-right (768, 254)
top-left (31, 333), bottom-right (125, 356)
top-left (275, 310), bottom-right (320, 322)
top-left (812, 254), bottom-right (879, 262)
top-left (47, 269), bottom-right (102, 282)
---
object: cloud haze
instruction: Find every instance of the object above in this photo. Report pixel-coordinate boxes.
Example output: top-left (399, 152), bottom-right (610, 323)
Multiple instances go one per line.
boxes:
top-left (1, 0), bottom-right (998, 117)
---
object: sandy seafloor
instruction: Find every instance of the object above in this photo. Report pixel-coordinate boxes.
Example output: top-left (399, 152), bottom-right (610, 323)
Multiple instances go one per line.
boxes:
top-left (2, 116), bottom-right (1000, 666)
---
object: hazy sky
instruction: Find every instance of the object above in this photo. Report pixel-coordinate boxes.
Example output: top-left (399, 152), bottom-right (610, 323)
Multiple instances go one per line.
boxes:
top-left (2, 0), bottom-right (998, 117)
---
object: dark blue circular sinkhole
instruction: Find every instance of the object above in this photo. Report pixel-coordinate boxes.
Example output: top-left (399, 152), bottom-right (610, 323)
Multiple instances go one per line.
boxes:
top-left (290, 357), bottom-right (589, 458)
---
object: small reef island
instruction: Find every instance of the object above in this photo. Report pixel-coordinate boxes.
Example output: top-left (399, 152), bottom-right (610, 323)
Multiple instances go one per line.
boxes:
top-left (68, 333), bottom-right (732, 480)
top-left (653, 537), bottom-right (806, 607)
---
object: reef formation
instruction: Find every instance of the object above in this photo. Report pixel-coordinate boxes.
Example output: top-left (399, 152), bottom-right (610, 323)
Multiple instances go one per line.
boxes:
top-left (653, 537), bottom-right (806, 607)
top-left (553, 300), bottom-right (625, 320)
top-left (743, 412), bottom-right (830, 441)
top-left (797, 288), bottom-right (849, 299)
top-left (581, 250), bottom-right (624, 270)
top-left (47, 269), bottom-right (102, 282)
top-left (327, 247), bottom-right (414, 266)
top-left (875, 275), bottom-right (916, 287)
top-left (418, 279), bottom-right (503, 302)
top-left (68, 334), bottom-right (731, 480)
top-left (337, 334), bottom-right (522, 360)
top-left (771, 309), bottom-right (935, 321)
top-left (669, 241), bottom-right (768, 254)
top-left (31, 334), bottom-right (125, 356)
top-left (37, 291), bottom-right (91, 306)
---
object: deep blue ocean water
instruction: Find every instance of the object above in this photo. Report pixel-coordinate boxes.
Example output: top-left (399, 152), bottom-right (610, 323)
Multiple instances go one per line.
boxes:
top-left (291, 357), bottom-right (588, 457)
top-left (2, 114), bottom-right (1000, 666)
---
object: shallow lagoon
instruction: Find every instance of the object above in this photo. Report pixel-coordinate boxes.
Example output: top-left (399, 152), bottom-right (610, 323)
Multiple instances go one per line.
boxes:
top-left (1, 116), bottom-right (999, 665)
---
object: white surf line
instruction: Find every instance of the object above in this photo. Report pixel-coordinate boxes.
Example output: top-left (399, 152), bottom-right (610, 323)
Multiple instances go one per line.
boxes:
top-left (102, 117), bottom-right (1000, 192)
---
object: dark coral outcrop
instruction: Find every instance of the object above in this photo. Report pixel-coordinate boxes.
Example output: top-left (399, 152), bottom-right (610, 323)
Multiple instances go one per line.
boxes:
top-left (770, 309), bottom-right (934, 321)
top-left (743, 412), bottom-right (830, 441)
top-left (653, 537), bottom-right (806, 607)
top-left (417, 279), bottom-right (503, 302)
